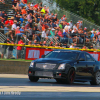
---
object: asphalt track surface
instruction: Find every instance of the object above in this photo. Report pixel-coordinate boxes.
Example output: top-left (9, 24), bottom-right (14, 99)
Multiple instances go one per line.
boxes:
top-left (0, 74), bottom-right (100, 100)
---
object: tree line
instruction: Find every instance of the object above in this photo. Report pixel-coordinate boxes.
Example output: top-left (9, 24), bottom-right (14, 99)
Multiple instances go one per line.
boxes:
top-left (55, 0), bottom-right (100, 26)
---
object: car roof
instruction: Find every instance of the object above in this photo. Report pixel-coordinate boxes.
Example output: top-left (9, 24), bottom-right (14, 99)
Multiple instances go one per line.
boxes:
top-left (54, 49), bottom-right (85, 53)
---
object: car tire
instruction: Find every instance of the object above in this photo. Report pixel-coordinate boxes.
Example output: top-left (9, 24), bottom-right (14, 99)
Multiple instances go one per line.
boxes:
top-left (90, 71), bottom-right (100, 85)
top-left (29, 76), bottom-right (39, 82)
top-left (66, 68), bottom-right (75, 84)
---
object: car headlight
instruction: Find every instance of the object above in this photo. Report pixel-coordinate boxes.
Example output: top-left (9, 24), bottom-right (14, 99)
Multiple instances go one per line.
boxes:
top-left (58, 64), bottom-right (66, 70)
top-left (30, 62), bottom-right (34, 68)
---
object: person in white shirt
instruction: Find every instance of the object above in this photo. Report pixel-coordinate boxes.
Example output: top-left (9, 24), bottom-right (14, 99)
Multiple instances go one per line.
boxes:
top-left (69, 43), bottom-right (75, 48)
top-left (11, 20), bottom-right (17, 30)
top-left (41, 29), bottom-right (47, 39)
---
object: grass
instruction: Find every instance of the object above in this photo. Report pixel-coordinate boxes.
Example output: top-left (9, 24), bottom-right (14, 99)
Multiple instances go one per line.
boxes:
top-left (0, 58), bottom-right (32, 62)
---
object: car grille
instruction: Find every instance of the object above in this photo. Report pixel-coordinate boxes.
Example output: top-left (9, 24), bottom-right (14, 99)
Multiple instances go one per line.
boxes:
top-left (35, 71), bottom-right (53, 77)
top-left (35, 63), bottom-right (56, 69)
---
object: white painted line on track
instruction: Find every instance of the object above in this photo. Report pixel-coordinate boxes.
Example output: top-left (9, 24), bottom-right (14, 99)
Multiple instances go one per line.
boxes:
top-left (0, 86), bottom-right (100, 92)
top-left (0, 74), bottom-right (28, 78)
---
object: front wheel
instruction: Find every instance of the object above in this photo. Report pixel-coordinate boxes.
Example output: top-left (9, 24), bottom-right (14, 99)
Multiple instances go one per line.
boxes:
top-left (90, 71), bottom-right (100, 85)
top-left (66, 68), bottom-right (75, 84)
top-left (29, 76), bottom-right (39, 82)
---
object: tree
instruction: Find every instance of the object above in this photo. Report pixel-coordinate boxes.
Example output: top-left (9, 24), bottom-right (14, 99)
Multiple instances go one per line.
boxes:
top-left (55, 0), bottom-right (100, 25)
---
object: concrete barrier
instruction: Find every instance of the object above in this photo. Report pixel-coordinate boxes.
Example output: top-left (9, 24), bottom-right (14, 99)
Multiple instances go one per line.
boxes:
top-left (0, 60), bottom-right (31, 74)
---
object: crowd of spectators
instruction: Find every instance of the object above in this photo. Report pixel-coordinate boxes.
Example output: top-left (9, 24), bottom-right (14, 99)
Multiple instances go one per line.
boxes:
top-left (0, 0), bottom-right (5, 4)
top-left (0, 0), bottom-right (100, 58)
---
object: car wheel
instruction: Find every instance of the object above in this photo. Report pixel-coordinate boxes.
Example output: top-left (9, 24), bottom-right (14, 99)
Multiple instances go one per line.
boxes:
top-left (90, 71), bottom-right (100, 85)
top-left (66, 68), bottom-right (75, 84)
top-left (29, 76), bottom-right (39, 82)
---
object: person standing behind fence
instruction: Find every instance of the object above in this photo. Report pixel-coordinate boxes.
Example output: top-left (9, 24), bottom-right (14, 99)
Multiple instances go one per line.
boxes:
top-left (1, 37), bottom-right (10, 58)
top-left (16, 37), bottom-right (25, 59)
top-left (6, 40), bottom-right (14, 59)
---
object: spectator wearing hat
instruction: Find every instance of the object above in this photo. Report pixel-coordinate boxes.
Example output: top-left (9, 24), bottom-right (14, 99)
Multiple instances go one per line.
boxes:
top-left (9, 17), bottom-right (14, 26)
top-left (83, 27), bottom-right (87, 33)
top-left (62, 15), bottom-right (67, 21)
top-left (48, 28), bottom-right (55, 39)
top-left (90, 28), bottom-right (95, 42)
top-left (11, 20), bottom-right (17, 30)
top-left (59, 21), bottom-right (63, 29)
top-left (64, 22), bottom-right (71, 32)
top-left (15, 26), bottom-right (24, 37)
top-left (41, 5), bottom-right (46, 14)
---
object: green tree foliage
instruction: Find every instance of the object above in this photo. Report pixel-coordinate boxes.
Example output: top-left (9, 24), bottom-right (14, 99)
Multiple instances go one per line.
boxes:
top-left (55, 0), bottom-right (100, 25)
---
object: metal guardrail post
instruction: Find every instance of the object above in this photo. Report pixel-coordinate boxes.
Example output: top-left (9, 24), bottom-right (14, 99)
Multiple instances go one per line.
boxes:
top-left (84, 35), bottom-right (85, 46)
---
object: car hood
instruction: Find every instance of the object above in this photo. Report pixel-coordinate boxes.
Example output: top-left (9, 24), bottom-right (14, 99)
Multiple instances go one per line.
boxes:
top-left (34, 58), bottom-right (73, 64)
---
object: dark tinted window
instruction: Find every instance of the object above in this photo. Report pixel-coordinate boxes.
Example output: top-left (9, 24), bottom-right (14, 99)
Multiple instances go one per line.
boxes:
top-left (45, 51), bottom-right (79, 60)
top-left (78, 53), bottom-right (86, 61)
top-left (85, 54), bottom-right (94, 61)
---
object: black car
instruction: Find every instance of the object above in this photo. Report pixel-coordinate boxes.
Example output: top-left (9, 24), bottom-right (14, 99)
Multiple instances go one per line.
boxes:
top-left (28, 50), bottom-right (100, 85)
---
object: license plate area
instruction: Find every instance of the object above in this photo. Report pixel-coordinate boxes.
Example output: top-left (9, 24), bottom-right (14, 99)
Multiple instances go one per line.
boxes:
top-left (35, 71), bottom-right (53, 77)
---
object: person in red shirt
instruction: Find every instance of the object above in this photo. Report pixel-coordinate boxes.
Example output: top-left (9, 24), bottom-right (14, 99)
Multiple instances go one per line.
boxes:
top-left (34, 3), bottom-right (39, 9)
top-left (9, 17), bottom-right (14, 26)
top-left (16, 38), bottom-right (25, 59)
top-left (5, 18), bottom-right (10, 25)
top-left (24, 0), bottom-right (27, 3)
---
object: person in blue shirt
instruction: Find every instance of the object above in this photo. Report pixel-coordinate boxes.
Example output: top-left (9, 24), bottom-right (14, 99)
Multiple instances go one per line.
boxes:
top-left (4, 25), bottom-right (9, 35)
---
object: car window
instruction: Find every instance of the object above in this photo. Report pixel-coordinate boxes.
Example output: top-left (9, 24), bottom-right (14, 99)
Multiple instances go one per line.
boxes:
top-left (45, 51), bottom-right (79, 60)
top-left (85, 54), bottom-right (94, 61)
top-left (78, 53), bottom-right (86, 61)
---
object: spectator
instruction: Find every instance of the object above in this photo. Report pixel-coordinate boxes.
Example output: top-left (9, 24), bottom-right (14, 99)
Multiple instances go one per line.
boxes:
top-left (41, 28), bottom-right (47, 41)
top-left (11, 20), bottom-right (17, 30)
top-left (95, 38), bottom-right (100, 49)
top-left (16, 37), bottom-right (25, 59)
top-left (15, 26), bottom-right (24, 37)
top-left (1, 37), bottom-right (10, 58)
top-left (4, 25), bottom-right (9, 35)
top-left (6, 40), bottom-right (14, 59)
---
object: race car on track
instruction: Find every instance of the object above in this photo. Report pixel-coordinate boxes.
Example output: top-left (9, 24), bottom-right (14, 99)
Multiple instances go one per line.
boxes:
top-left (28, 50), bottom-right (100, 85)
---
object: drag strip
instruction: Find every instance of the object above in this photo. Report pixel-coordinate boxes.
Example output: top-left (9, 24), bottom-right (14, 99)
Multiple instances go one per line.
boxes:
top-left (0, 74), bottom-right (100, 100)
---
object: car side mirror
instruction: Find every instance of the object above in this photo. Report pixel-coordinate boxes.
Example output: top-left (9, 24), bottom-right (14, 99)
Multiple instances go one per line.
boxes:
top-left (41, 55), bottom-right (45, 58)
top-left (78, 58), bottom-right (85, 61)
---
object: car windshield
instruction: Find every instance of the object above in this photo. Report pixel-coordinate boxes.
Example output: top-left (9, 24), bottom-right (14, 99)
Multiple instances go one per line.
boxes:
top-left (45, 51), bottom-right (79, 60)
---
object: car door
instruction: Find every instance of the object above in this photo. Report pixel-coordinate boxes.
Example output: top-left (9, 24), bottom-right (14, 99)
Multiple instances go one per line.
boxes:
top-left (75, 52), bottom-right (88, 80)
top-left (85, 53), bottom-right (95, 79)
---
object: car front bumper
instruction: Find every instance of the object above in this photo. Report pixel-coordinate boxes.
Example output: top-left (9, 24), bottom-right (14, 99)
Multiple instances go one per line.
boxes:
top-left (28, 68), bottom-right (67, 79)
